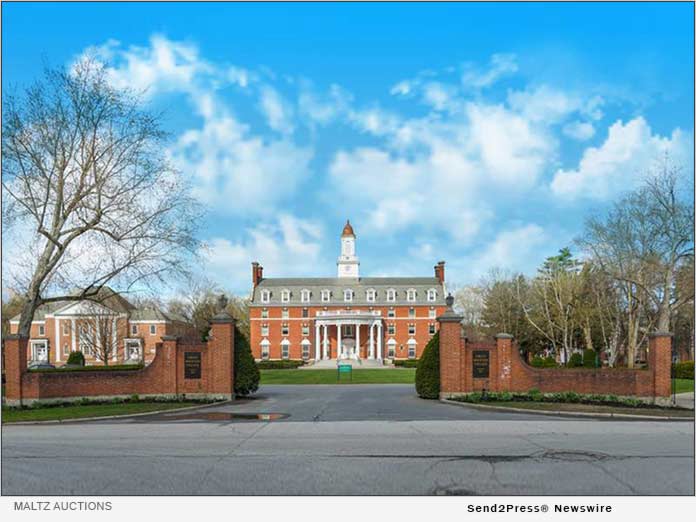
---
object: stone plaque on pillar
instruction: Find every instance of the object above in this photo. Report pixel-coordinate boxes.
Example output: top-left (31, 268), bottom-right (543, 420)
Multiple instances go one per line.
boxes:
top-left (184, 352), bottom-right (202, 379)
top-left (472, 350), bottom-right (490, 379)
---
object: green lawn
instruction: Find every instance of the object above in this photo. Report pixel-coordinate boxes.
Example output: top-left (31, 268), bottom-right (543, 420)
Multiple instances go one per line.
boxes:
top-left (260, 368), bottom-right (416, 384)
top-left (478, 401), bottom-right (694, 418)
top-left (674, 379), bottom-right (695, 394)
top-left (2, 401), bottom-right (199, 423)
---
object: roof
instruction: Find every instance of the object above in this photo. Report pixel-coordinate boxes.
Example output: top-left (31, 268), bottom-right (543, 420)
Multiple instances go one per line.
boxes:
top-left (341, 220), bottom-right (355, 237)
top-left (251, 277), bottom-right (446, 306)
top-left (130, 307), bottom-right (189, 323)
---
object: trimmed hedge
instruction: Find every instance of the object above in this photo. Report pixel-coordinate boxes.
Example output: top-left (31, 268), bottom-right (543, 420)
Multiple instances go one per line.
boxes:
top-left (415, 332), bottom-right (439, 399)
top-left (393, 359), bottom-right (419, 368)
top-left (567, 353), bottom-right (583, 368)
top-left (66, 351), bottom-right (85, 366)
top-left (30, 364), bottom-right (144, 373)
top-left (256, 360), bottom-right (305, 369)
top-left (673, 361), bottom-right (694, 380)
top-left (452, 390), bottom-right (668, 409)
top-left (583, 350), bottom-right (597, 368)
top-left (234, 327), bottom-right (260, 396)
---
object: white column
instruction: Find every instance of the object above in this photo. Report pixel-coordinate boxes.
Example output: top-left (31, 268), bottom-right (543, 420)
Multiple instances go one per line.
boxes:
top-left (55, 318), bottom-right (61, 362)
top-left (369, 322), bottom-right (374, 359)
top-left (315, 323), bottom-right (320, 361)
top-left (355, 322), bottom-right (360, 360)
top-left (71, 318), bottom-right (77, 352)
top-left (337, 324), bottom-right (342, 359)
top-left (323, 324), bottom-right (329, 359)
top-left (112, 317), bottom-right (118, 361)
top-left (376, 323), bottom-right (382, 361)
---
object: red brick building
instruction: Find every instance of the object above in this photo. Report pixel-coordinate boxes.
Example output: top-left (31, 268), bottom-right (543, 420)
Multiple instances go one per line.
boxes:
top-left (249, 221), bottom-right (447, 363)
top-left (9, 287), bottom-right (195, 366)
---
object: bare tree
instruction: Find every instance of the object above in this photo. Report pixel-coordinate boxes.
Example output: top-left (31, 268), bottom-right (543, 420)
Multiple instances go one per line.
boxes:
top-left (74, 302), bottom-right (123, 365)
top-left (2, 60), bottom-right (200, 337)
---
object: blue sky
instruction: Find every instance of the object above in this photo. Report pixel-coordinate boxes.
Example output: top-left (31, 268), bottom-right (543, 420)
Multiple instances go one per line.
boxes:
top-left (3, 2), bottom-right (694, 295)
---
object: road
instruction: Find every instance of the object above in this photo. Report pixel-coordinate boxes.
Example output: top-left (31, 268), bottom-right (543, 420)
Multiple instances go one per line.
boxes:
top-left (2, 385), bottom-right (694, 495)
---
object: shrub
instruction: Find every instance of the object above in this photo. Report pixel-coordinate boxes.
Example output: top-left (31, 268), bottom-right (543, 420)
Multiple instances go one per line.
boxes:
top-left (567, 353), bottom-right (583, 368)
top-left (415, 331), bottom-right (439, 399)
top-left (393, 359), bottom-right (420, 368)
top-left (583, 350), bottom-right (597, 368)
top-left (673, 361), bottom-right (694, 380)
top-left (530, 356), bottom-right (545, 368)
top-left (256, 360), bottom-right (304, 369)
top-left (234, 327), bottom-right (260, 397)
top-left (542, 356), bottom-right (557, 368)
top-left (66, 351), bottom-right (85, 366)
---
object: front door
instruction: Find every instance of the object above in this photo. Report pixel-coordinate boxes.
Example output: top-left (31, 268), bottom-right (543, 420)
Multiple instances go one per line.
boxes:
top-left (32, 341), bottom-right (48, 363)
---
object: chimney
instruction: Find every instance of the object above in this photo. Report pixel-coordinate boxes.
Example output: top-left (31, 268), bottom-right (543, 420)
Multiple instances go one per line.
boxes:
top-left (252, 262), bottom-right (263, 287)
top-left (434, 260), bottom-right (445, 284)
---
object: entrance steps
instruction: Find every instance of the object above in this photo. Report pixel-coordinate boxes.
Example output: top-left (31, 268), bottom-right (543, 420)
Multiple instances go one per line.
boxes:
top-left (301, 358), bottom-right (392, 369)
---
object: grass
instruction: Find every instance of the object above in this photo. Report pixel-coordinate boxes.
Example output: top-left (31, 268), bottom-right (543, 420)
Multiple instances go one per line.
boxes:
top-left (476, 401), bottom-right (694, 418)
top-left (260, 368), bottom-right (416, 384)
top-left (2, 401), bottom-right (199, 423)
top-left (673, 378), bottom-right (694, 394)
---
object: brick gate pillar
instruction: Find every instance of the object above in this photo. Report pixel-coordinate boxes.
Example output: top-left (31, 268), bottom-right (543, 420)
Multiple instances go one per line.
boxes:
top-left (648, 332), bottom-right (673, 398)
top-left (437, 294), bottom-right (464, 398)
top-left (208, 311), bottom-right (236, 400)
top-left (4, 335), bottom-right (28, 407)
top-left (495, 333), bottom-right (513, 392)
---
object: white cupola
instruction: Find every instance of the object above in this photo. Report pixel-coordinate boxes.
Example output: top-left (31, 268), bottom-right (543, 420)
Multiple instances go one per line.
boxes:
top-left (337, 220), bottom-right (359, 278)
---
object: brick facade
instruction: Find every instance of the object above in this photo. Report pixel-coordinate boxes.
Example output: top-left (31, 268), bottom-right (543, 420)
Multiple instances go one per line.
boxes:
top-left (438, 304), bottom-right (673, 401)
top-left (3, 317), bottom-right (236, 407)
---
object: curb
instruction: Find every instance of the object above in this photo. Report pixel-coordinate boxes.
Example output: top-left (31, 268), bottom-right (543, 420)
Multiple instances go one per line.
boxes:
top-left (441, 399), bottom-right (694, 421)
top-left (2, 400), bottom-right (233, 426)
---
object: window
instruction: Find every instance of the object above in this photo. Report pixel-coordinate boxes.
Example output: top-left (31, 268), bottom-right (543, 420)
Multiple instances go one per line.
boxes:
top-left (321, 289), bottom-right (331, 302)
top-left (344, 325), bottom-right (354, 337)
top-left (281, 289), bottom-right (291, 303)
top-left (366, 289), bottom-right (376, 302)
top-left (388, 309), bottom-right (395, 318)
top-left (282, 309), bottom-right (289, 319)
top-left (38, 324), bottom-right (45, 336)
top-left (301, 340), bottom-right (310, 360)
top-left (63, 343), bottom-right (70, 356)
top-left (79, 324), bottom-right (93, 355)
top-left (407, 289), bottom-right (416, 302)
top-left (149, 324), bottom-right (156, 335)
top-left (302, 325), bottom-right (310, 336)
top-left (302, 308), bottom-right (309, 318)
top-left (428, 309), bottom-right (436, 319)
top-left (261, 324), bottom-right (269, 336)
top-left (427, 289), bottom-right (437, 302)
top-left (387, 339), bottom-right (396, 358)
top-left (388, 324), bottom-right (395, 335)
top-left (408, 342), bottom-right (416, 359)
top-left (63, 323), bottom-right (70, 335)
top-left (131, 324), bottom-right (138, 335)
top-left (261, 308), bottom-right (269, 318)
top-left (409, 307), bottom-right (415, 318)
top-left (301, 289), bottom-right (311, 303)
top-left (125, 339), bottom-right (142, 361)
top-left (408, 324), bottom-right (416, 335)
top-left (31, 340), bottom-right (49, 362)
top-left (429, 323), bottom-right (436, 335)
top-left (261, 340), bottom-right (270, 360)
top-left (282, 324), bottom-right (289, 336)
top-left (260, 290), bottom-right (271, 303)
top-left (386, 289), bottom-right (396, 302)
top-left (281, 341), bottom-right (290, 359)
top-left (344, 289), bottom-right (353, 302)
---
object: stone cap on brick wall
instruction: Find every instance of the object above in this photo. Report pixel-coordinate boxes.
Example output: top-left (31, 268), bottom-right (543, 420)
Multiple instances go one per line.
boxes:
top-left (495, 333), bottom-right (514, 339)
top-left (648, 331), bottom-right (673, 338)
top-left (210, 311), bottom-right (235, 324)
top-left (161, 335), bottom-right (180, 342)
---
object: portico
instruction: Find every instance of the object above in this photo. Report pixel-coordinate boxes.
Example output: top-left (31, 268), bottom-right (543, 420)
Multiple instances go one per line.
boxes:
top-left (314, 310), bottom-right (383, 361)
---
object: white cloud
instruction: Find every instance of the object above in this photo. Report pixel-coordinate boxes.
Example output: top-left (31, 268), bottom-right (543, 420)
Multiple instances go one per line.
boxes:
top-left (551, 117), bottom-right (693, 199)
top-left (563, 120), bottom-right (596, 141)
top-left (259, 86), bottom-right (294, 134)
top-left (201, 215), bottom-right (324, 293)
top-left (461, 53), bottom-right (518, 89)
top-left (422, 82), bottom-right (459, 111)
top-left (507, 85), bottom-right (582, 123)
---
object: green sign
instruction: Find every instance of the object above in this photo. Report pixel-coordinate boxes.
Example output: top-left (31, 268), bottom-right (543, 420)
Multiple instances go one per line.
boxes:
top-left (337, 364), bottom-right (352, 382)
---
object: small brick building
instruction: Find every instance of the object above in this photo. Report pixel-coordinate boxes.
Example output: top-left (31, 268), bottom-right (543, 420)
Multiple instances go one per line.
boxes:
top-left (9, 287), bottom-right (196, 366)
top-left (249, 221), bottom-right (447, 362)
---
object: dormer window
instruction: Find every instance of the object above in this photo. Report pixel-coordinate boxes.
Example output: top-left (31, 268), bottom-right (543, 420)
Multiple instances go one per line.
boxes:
top-left (281, 289), bottom-right (291, 303)
top-left (344, 289), bottom-right (353, 302)
top-left (260, 289), bottom-right (271, 304)
top-left (301, 289), bottom-right (311, 303)
top-left (407, 288), bottom-right (416, 302)
top-left (366, 289), bottom-right (376, 302)
top-left (321, 289), bottom-right (331, 303)
top-left (386, 289), bottom-right (396, 302)
top-left (427, 288), bottom-right (437, 302)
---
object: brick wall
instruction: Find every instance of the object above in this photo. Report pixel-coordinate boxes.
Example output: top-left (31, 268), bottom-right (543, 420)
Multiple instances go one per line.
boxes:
top-left (438, 307), bottom-right (673, 400)
top-left (3, 316), bottom-right (236, 407)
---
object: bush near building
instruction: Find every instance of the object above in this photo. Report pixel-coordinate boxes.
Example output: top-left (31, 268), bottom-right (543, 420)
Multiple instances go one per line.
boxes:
top-left (673, 361), bottom-right (694, 380)
top-left (583, 350), bottom-right (598, 368)
top-left (256, 360), bottom-right (305, 369)
top-left (415, 332), bottom-right (439, 399)
top-left (66, 351), bottom-right (85, 366)
top-left (234, 326), bottom-right (260, 396)
top-left (394, 359), bottom-right (419, 368)
top-left (567, 353), bottom-right (583, 368)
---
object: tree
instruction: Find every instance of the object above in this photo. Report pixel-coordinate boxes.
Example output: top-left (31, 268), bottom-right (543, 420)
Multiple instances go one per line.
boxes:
top-left (415, 332), bottom-right (440, 399)
top-left (2, 60), bottom-right (200, 337)
top-left (1, 292), bottom-right (26, 336)
top-left (75, 302), bottom-right (123, 365)
top-left (453, 284), bottom-right (486, 339)
top-left (234, 325), bottom-right (260, 396)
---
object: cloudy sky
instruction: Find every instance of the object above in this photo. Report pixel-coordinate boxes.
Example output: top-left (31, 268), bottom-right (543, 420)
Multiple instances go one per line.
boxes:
top-left (3, 2), bottom-right (694, 295)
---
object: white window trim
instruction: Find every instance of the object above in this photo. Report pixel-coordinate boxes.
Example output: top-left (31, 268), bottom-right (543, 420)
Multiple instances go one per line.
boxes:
top-left (149, 324), bottom-right (156, 335)
top-left (281, 289), bottom-right (291, 303)
top-left (366, 289), bottom-right (376, 302)
top-left (260, 290), bottom-right (271, 304)
top-left (321, 289), bottom-right (331, 303)
top-left (131, 324), bottom-right (138, 335)
top-left (261, 325), bottom-right (269, 336)
top-left (386, 289), bottom-right (396, 302)
top-left (344, 289), bottom-right (353, 302)
top-left (427, 288), bottom-right (437, 302)
top-left (407, 288), bottom-right (417, 302)
top-left (38, 325), bottom-right (45, 336)
top-left (301, 289), bottom-right (311, 303)
top-left (30, 340), bottom-right (49, 361)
